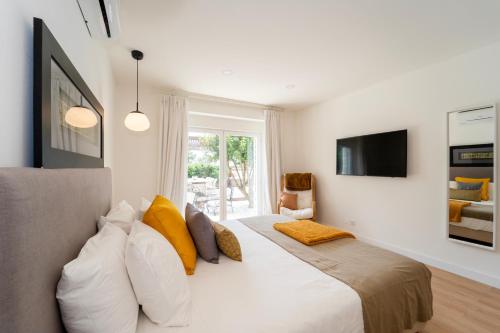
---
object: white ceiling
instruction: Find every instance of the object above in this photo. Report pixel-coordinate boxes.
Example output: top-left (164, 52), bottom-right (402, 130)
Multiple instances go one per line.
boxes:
top-left (106, 0), bottom-right (500, 110)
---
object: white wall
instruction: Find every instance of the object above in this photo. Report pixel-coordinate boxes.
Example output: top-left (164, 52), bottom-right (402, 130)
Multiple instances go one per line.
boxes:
top-left (287, 42), bottom-right (500, 287)
top-left (113, 83), bottom-right (162, 208)
top-left (0, 0), bottom-right (114, 167)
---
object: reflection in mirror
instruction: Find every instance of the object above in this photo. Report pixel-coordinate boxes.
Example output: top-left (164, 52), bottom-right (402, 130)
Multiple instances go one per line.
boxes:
top-left (448, 105), bottom-right (496, 248)
top-left (50, 59), bottom-right (102, 158)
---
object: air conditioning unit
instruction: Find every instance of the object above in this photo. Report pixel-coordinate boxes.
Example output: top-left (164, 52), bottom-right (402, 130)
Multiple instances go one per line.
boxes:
top-left (457, 106), bottom-right (495, 124)
top-left (77, 0), bottom-right (120, 39)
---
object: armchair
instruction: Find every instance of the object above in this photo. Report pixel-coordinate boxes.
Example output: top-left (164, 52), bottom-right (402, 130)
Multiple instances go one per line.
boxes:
top-left (278, 173), bottom-right (317, 221)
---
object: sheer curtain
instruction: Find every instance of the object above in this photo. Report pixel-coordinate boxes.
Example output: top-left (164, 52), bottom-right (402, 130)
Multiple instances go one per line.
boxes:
top-left (158, 95), bottom-right (188, 210)
top-left (265, 110), bottom-right (282, 213)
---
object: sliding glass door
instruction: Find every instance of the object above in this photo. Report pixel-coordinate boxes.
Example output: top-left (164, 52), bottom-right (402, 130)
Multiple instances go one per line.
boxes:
top-left (187, 129), bottom-right (259, 220)
top-left (225, 133), bottom-right (257, 219)
top-left (187, 131), bottom-right (222, 221)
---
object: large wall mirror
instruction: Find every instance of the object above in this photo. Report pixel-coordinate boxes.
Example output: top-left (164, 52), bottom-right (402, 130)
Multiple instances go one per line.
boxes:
top-left (447, 105), bottom-right (496, 249)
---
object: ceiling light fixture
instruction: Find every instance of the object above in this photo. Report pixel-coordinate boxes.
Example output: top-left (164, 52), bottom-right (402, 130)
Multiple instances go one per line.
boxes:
top-left (221, 69), bottom-right (233, 75)
top-left (65, 95), bottom-right (98, 128)
top-left (285, 84), bottom-right (296, 90)
top-left (124, 50), bottom-right (150, 132)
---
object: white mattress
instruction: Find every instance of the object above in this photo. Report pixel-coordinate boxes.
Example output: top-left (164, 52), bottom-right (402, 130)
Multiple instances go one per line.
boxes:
top-left (136, 215), bottom-right (363, 333)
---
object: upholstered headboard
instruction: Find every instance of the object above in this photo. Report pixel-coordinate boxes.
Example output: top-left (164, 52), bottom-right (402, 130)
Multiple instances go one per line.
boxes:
top-left (0, 168), bottom-right (112, 332)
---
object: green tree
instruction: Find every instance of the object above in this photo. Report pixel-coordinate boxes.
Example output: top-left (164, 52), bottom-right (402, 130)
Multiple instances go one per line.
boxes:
top-left (187, 163), bottom-right (219, 179)
top-left (200, 135), bottom-right (255, 207)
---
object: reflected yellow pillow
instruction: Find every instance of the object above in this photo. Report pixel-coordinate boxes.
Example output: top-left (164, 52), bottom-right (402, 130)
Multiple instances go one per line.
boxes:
top-left (455, 177), bottom-right (490, 201)
top-left (143, 195), bottom-right (197, 275)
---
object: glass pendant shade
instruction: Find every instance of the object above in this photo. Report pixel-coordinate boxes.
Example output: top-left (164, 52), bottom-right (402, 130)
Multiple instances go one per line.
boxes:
top-left (124, 110), bottom-right (150, 132)
top-left (65, 106), bottom-right (98, 128)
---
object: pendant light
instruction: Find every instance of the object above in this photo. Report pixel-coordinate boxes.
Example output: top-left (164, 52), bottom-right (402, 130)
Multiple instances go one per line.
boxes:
top-left (124, 50), bottom-right (150, 132)
top-left (65, 95), bottom-right (98, 128)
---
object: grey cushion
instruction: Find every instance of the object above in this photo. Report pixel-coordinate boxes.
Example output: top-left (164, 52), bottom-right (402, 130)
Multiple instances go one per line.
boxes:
top-left (185, 203), bottom-right (219, 264)
top-left (0, 168), bottom-right (111, 333)
top-left (457, 181), bottom-right (483, 191)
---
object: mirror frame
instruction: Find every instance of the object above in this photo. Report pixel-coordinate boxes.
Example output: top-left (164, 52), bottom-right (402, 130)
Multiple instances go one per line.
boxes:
top-left (446, 104), bottom-right (497, 251)
top-left (33, 18), bottom-right (104, 168)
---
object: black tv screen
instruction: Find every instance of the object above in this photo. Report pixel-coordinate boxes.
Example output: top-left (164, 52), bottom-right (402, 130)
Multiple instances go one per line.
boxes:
top-left (336, 130), bottom-right (407, 177)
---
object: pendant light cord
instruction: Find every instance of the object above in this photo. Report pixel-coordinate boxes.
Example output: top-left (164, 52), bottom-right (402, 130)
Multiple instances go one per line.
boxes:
top-left (136, 57), bottom-right (139, 111)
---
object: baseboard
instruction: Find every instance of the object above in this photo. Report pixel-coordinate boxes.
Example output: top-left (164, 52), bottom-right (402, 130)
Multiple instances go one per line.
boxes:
top-left (357, 234), bottom-right (500, 289)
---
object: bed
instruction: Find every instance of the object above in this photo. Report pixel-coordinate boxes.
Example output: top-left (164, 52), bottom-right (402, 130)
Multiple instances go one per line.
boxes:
top-left (138, 215), bottom-right (364, 333)
top-left (0, 168), bottom-right (431, 333)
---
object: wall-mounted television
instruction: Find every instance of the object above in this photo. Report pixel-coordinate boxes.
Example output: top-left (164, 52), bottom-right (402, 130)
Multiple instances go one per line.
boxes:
top-left (336, 129), bottom-right (407, 177)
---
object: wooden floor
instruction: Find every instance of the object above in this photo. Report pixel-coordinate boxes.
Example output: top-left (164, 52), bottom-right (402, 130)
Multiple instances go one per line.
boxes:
top-left (422, 266), bottom-right (500, 333)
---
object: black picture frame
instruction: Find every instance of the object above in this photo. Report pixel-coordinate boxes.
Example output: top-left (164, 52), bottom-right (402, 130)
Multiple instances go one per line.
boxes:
top-left (449, 144), bottom-right (494, 167)
top-left (33, 17), bottom-right (104, 168)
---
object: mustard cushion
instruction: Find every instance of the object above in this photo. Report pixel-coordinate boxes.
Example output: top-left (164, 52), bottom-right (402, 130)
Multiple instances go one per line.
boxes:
top-left (143, 195), bottom-right (197, 275)
top-left (455, 177), bottom-right (490, 201)
top-left (212, 222), bottom-right (242, 261)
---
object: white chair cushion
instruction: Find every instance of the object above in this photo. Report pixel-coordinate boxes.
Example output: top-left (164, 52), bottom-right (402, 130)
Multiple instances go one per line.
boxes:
top-left (284, 189), bottom-right (312, 209)
top-left (280, 207), bottom-right (314, 219)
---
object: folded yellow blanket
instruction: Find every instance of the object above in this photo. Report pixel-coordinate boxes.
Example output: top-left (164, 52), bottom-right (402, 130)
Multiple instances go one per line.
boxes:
top-left (273, 220), bottom-right (355, 246)
top-left (449, 199), bottom-right (471, 223)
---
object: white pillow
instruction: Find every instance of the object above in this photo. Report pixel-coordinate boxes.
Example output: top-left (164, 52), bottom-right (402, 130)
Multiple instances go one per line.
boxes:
top-left (98, 200), bottom-right (136, 233)
top-left (98, 216), bottom-right (134, 234)
top-left (125, 221), bottom-right (191, 327)
top-left (56, 223), bottom-right (138, 333)
top-left (137, 197), bottom-right (152, 221)
top-left (285, 189), bottom-right (313, 209)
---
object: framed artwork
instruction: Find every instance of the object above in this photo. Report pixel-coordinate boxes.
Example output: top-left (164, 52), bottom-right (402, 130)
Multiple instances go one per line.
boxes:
top-left (450, 144), bottom-right (494, 167)
top-left (33, 18), bottom-right (104, 168)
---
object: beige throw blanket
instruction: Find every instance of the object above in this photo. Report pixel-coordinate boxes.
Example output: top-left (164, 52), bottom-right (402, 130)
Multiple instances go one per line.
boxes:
top-left (240, 217), bottom-right (433, 333)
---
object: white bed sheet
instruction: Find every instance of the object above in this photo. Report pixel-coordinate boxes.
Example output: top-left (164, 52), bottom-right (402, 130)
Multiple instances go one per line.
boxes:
top-left (136, 215), bottom-right (363, 333)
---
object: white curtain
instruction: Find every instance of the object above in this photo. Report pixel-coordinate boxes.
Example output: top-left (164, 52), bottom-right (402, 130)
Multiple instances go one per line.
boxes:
top-left (265, 110), bottom-right (282, 213)
top-left (158, 95), bottom-right (188, 210)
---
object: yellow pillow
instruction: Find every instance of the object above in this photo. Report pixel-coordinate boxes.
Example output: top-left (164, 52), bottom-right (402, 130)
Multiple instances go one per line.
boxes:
top-left (143, 195), bottom-right (197, 275)
top-left (455, 177), bottom-right (490, 201)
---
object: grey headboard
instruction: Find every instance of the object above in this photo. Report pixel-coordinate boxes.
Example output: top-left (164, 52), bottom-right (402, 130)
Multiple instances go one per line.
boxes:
top-left (0, 168), bottom-right (111, 333)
